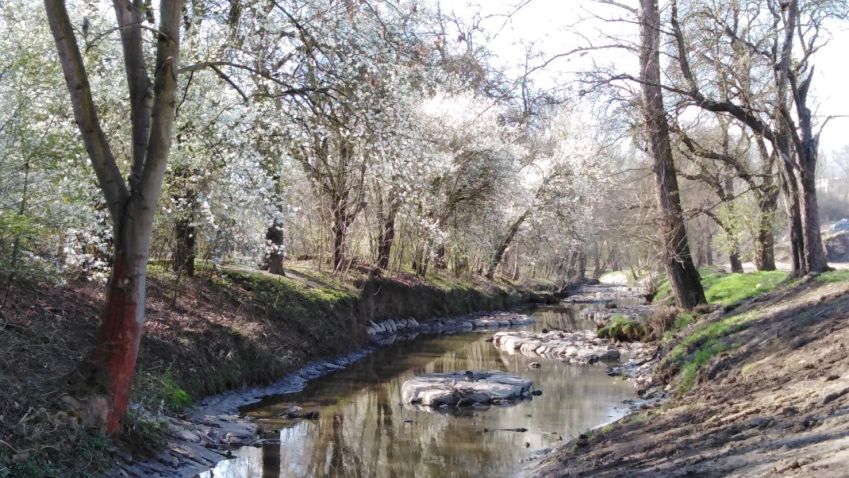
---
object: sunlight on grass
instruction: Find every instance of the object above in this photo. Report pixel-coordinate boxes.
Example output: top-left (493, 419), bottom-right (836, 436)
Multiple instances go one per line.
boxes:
top-left (655, 267), bottom-right (786, 306)
top-left (817, 270), bottom-right (849, 284)
top-left (704, 271), bottom-right (787, 305)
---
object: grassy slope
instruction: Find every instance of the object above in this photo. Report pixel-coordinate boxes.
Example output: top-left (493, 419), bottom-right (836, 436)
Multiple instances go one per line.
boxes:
top-left (531, 271), bottom-right (849, 477)
top-left (654, 266), bottom-right (788, 307)
top-left (0, 261), bottom-right (552, 477)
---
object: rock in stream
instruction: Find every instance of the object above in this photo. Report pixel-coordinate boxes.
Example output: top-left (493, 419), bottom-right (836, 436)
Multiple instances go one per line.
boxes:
top-left (492, 330), bottom-right (650, 365)
top-left (401, 371), bottom-right (534, 408)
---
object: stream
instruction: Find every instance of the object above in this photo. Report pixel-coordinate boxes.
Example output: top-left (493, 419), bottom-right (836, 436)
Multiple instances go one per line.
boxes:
top-left (195, 304), bottom-right (636, 478)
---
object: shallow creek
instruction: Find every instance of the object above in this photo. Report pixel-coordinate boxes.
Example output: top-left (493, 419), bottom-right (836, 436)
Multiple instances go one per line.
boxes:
top-left (196, 305), bottom-right (635, 478)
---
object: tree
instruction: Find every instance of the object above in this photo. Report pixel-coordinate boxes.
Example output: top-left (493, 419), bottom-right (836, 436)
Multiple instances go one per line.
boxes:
top-left (669, 0), bottom-right (844, 275)
top-left (673, 118), bottom-right (779, 271)
top-left (44, 0), bottom-right (183, 433)
top-left (639, 0), bottom-right (706, 309)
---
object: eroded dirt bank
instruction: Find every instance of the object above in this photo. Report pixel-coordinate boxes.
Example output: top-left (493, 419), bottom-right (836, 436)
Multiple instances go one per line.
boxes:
top-left (524, 276), bottom-right (849, 477)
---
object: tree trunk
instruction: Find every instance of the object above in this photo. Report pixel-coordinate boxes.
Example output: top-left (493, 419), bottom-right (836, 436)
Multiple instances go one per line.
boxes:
top-left (754, 189), bottom-right (778, 271)
top-left (798, 150), bottom-right (828, 273)
top-left (173, 218), bottom-right (196, 277)
top-left (729, 250), bottom-right (743, 273)
top-left (778, 160), bottom-right (805, 276)
top-left (45, 0), bottom-right (183, 433)
top-left (486, 210), bottom-right (530, 280)
top-left (331, 204), bottom-right (347, 272)
top-left (785, 0), bottom-right (828, 274)
top-left (511, 245), bottom-right (520, 281)
top-left (86, 246), bottom-right (144, 434)
top-left (572, 252), bottom-right (587, 283)
top-left (640, 0), bottom-right (706, 310)
top-left (376, 207), bottom-right (396, 270)
top-left (434, 244), bottom-right (447, 270)
top-left (591, 241), bottom-right (602, 279)
top-left (265, 220), bottom-right (285, 275)
top-left (413, 241), bottom-right (429, 277)
top-left (705, 228), bottom-right (714, 266)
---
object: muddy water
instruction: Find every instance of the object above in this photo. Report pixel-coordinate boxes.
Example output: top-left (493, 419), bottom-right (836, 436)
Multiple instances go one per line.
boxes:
top-left (197, 306), bottom-right (635, 478)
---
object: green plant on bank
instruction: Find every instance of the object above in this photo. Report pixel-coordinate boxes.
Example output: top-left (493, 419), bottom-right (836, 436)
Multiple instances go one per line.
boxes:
top-left (626, 413), bottom-right (648, 425)
top-left (662, 312), bottom-right (694, 343)
top-left (817, 270), bottom-right (849, 284)
top-left (598, 314), bottom-right (647, 342)
top-left (704, 271), bottom-right (787, 306)
top-left (665, 311), bottom-right (756, 393)
top-left (654, 267), bottom-right (787, 307)
top-left (134, 369), bottom-right (193, 414)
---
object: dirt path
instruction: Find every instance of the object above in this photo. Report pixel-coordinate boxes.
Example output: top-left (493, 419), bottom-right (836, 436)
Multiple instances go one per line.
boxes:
top-left (524, 279), bottom-right (849, 477)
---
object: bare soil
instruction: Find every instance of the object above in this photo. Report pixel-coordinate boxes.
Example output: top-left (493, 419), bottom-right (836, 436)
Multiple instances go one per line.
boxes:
top-left (526, 278), bottom-right (849, 477)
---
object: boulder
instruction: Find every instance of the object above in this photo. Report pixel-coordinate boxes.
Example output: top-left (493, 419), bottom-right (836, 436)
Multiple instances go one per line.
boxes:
top-left (401, 371), bottom-right (534, 407)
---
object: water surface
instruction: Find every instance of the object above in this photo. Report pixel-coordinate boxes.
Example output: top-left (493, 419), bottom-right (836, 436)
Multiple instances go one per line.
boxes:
top-left (198, 305), bottom-right (634, 478)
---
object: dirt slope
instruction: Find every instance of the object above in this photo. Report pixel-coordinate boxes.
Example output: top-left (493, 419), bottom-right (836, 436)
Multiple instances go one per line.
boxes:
top-left (527, 277), bottom-right (849, 477)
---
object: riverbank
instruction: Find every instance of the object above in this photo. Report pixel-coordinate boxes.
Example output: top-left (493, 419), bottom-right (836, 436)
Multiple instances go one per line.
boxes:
top-left (524, 270), bottom-right (849, 477)
top-left (0, 261), bottom-right (557, 478)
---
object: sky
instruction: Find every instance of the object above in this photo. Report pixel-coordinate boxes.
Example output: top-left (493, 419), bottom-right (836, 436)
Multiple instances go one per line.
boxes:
top-left (441, 0), bottom-right (849, 159)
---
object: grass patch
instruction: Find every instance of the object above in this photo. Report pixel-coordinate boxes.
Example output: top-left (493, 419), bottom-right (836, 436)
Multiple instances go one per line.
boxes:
top-left (704, 271), bottom-right (787, 306)
top-left (666, 311), bottom-right (754, 364)
top-left (663, 311), bottom-right (757, 393)
top-left (654, 267), bottom-right (786, 307)
top-left (598, 315), bottom-right (647, 342)
top-left (599, 423), bottom-right (616, 434)
top-left (817, 270), bottom-right (849, 284)
top-left (662, 312), bottom-right (694, 343)
top-left (134, 366), bottom-right (194, 415)
top-left (626, 413), bottom-right (648, 425)
top-left (678, 339), bottom-right (727, 392)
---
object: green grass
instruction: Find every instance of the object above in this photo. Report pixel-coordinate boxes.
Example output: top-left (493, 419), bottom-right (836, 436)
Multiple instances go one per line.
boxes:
top-left (704, 271), bottom-right (787, 305)
top-left (661, 312), bottom-right (694, 343)
top-left (134, 369), bottom-right (194, 414)
top-left (598, 314), bottom-right (647, 342)
top-left (817, 270), bottom-right (849, 284)
top-left (665, 311), bottom-right (756, 393)
top-left (599, 423), bottom-right (616, 434)
top-left (654, 267), bottom-right (787, 307)
top-left (678, 339), bottom-right (727, 392)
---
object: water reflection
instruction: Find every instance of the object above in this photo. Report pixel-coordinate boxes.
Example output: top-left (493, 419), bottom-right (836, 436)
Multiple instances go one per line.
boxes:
top-left (196, 446), bottom-right (263, 478)
top-left (200, 306), bottom-right (634, 478)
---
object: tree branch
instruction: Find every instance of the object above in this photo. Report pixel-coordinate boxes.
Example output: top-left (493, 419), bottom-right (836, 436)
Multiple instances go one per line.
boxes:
top-left (44, 0), bottom-right (129, 222)
top-left (112, 0), bottom-right (152, 181)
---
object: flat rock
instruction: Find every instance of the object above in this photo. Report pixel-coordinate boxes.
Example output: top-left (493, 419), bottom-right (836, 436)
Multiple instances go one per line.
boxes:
top-left (401, 371), bottom-right (534, 407)
top-left (367, 312), bottom-right (534, 339)
top-left (492, 330), bottom-right (650, 365)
